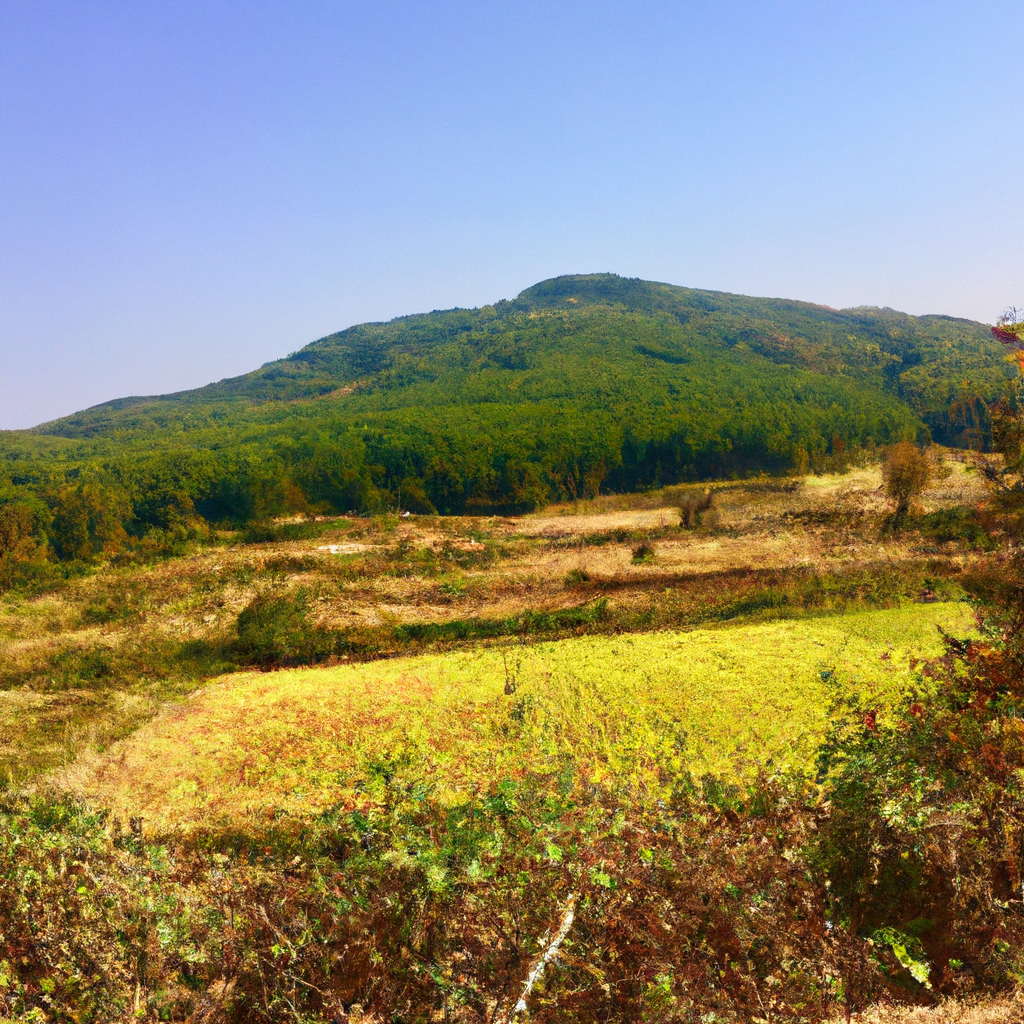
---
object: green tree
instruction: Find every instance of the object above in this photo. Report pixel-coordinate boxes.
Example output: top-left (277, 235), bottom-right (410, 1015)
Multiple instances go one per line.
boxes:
top-left (49, 483), bottom-right (130, 561)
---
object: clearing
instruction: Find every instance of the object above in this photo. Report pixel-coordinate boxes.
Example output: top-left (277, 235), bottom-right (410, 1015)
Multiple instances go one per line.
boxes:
top-left (0, 453), bottom-right (992, 784)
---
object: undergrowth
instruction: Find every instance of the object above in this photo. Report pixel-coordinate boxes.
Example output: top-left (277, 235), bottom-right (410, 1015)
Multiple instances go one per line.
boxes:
top-left (7, 612), bottom-right (1024, 1023)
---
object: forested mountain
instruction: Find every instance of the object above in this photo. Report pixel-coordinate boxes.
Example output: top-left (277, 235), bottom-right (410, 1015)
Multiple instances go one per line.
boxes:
top-left (0, 274), bottom-right (1011, 556)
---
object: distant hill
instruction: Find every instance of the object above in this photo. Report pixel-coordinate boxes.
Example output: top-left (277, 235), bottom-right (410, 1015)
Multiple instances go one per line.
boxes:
top-left (1, 274), bottom-right (1011, 527)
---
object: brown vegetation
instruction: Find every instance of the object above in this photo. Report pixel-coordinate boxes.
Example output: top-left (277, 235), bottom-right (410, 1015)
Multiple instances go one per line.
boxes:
top-left (5, 446), bottom-right (1024, 1021)
top-left (0, 453), bottom-right (996, 787)
top-left (884, 442), bottom-right (934, 518)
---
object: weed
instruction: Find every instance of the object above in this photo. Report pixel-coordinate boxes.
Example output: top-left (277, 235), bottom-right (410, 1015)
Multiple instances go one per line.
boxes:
top-left (631, 542), bottom-right (655, 564)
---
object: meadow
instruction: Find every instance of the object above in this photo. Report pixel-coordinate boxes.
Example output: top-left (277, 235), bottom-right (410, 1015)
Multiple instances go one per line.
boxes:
top-left (71, 603), bottom-right (973, 832)
top-left (0, 455), bottom-right (991, 787)
top-left (3, 449), bottom-right (1020, 1023)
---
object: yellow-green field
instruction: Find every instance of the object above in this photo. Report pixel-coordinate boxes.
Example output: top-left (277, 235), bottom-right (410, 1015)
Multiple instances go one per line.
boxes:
top-left (72, 601), bottom-right (974, 832)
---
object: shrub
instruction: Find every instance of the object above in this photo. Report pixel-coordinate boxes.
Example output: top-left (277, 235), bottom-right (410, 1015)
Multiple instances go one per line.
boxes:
top-left (0, 775), bottom-right (885, 1022)
top-left (240, 519), bottom-right (333, 544)
top-left (233, 588), bottom-right (335, 667)
top-left (813, 625), bottom-right (1024, 990)
top-left (48, 482), bottom-right (131, 561)
top-left (883, 442), bottom-right (932, 519)
top-left (917, 507), bottom-right (999, 551)
top-left (0, 498), bottom-right (48, 561)
top-left (677, 490), bottom-right (714, 529)
top-left (396, 476), bottom-right (437, 515)
top-left (631, 542), bottom-right (655, 563)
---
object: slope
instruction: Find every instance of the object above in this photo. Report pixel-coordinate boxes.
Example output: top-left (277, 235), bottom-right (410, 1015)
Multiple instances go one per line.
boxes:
top-left (0, 274), bottom-right (1010, 538)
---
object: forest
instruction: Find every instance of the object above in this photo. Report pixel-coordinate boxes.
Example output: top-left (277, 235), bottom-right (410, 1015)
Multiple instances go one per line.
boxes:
top-left (2, 297), bottom-right (1024, 1021)
top-left (0, 274), bottom-right (1012, 584)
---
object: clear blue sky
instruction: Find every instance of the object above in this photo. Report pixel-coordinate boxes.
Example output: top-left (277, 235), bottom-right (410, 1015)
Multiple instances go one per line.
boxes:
top-left (2, 1), bottom-right (1022, 429)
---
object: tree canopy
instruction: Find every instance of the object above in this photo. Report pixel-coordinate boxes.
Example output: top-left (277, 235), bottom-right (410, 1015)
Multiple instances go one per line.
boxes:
top-left (0, 274), bottom-right (1014, 570)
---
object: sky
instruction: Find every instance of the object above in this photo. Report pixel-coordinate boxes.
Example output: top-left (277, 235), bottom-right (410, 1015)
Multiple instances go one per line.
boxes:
top-left (2, 1), bottom-right (1023, 429)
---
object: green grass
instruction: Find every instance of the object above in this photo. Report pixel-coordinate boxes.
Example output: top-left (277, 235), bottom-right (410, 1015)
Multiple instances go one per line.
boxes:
top-left (75, 601), bottom-right (974, 832)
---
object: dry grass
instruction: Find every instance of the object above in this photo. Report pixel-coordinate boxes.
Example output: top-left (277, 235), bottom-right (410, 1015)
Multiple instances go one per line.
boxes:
top-left (516, 506), bottom-right (682, 536)
top-left (0, 450), bottom-right (994, 784)
top-left (846, 992), bottom-right (1024, 1022)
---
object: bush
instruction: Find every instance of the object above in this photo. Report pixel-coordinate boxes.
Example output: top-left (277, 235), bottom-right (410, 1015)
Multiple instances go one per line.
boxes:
top-left (678, 490), bottom-right (713, 528)
top-left (240, 519), bottom-right (334, 544)
top-left (883, 442), bottom-right (932, 519)
top-left (48, 482), bottom-right (131, 561)
top-left (917, 507), bottom-right (999, 551)
top-left (0, 774), bottom-right (885, 1022)
top-left (631, 542), bottom-right (655, 563)
top-left (813, 625), bottom-right (1024, 991)
top-left (396, 476), bottom-right (437, 514)
top-left (233, 589), bottom-right (335, 667)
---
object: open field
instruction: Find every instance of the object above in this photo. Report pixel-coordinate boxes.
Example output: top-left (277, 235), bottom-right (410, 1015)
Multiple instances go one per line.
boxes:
top-left (68, 602), bottom-right (973, 832)
top-left (0, 453), bottom-right (995, 785)
top-left (4, 450), bottom-right (1023, 1023)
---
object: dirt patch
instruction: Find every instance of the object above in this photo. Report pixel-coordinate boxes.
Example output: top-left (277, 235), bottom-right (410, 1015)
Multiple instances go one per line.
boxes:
top-left (848, 993), bottom-right (1024, 1023)
top-left (516, 506), bottom-right (681, 536)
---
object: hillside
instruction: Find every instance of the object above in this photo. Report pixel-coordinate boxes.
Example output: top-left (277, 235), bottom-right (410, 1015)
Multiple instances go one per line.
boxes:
top-left (3, 443), bottom-right (1021, 1020)
top-left (3, 457), bottom-right (1019, 1021)
top-left (0, 274), bottom-right (1010, 543)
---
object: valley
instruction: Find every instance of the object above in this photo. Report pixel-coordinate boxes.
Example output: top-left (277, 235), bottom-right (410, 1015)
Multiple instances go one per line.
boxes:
top-left (0, 454), bottom-right (991, 789)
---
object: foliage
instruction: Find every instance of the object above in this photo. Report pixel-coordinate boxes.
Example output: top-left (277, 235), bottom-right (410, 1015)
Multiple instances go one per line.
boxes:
top-left (883, 442), bottom-right (933, 518)
top-left (9, 608), bottom-right (1021, 1023)
top-left (0, 593), bottom-right (1017, 1020)
top-left (916, 507), bottom-right (1000, 551)
top-left (0, 778), bottom-right (868, 1023)
top-left (813, 619), bottom-right (1024, 993)
top-left (0, 285), bottom-right (1018, 1015)
top-left (808, 329), bottom-right (1024, 997)
top-left (77, 604), bottom-right (970, 831)
top-left (630, 541), bottom-right (655, 563)
top-left (233, 589), bottom-right (336, 667)
top-left (240, 519), bottom-right (337, 545)
top-left (675, 488), bottom-right (714, 528)
top-left (48, 482), bottom-right (131, 561)
top-left (0, 275), bottom-right (1012, 585)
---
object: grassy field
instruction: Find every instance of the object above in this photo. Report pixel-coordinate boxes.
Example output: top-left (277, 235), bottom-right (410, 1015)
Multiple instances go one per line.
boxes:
top-left (0, 455), bottom-right (995, 787)
top-left (69, 601), bottom-right (973, 832)
top-left (5, 454), bottom-right (1021, 1023)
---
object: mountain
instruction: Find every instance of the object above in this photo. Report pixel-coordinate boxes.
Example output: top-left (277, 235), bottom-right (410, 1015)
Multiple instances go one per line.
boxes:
top-left (0, 274), bottom-right (1011, 528)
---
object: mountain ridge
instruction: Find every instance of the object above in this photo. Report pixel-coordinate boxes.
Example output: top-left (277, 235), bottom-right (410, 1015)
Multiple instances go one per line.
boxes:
top-left (28, 274), bottom-right (1005, 434)
top-left (0, 273), bottom-right (1011, 529)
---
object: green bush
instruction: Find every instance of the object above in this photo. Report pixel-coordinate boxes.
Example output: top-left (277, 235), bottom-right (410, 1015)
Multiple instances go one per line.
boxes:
top-left (233, 589), bottom-right (335, 667)
top-left (917, 507), bottom-right (999, 550)
top-left (631, 542), bottom-right (655, 563)
top-left (813, 626), bottom-right (1024, 990)
top-left (240, 519), bottom-right (335, 544)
